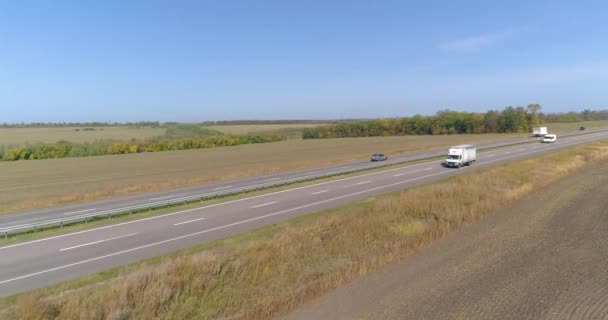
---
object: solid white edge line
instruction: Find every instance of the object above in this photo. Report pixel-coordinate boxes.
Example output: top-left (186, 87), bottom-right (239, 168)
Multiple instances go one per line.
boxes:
top-left (251, 201), bottom-right (278, 209)
top-left (173, 217), bottom-right (206, 226)
top-left (213, 186), bottom-right (233, 191)
top-left (149, 195), bottom-right (174, 201)
top-left (0, 135), bottom-right (605, 285)
top-left (59, 233), bottom-right (138, 252)
top-left (1, 133), bottom-right (605, 251)
top-left (63, 208), bottom-right (96, 216)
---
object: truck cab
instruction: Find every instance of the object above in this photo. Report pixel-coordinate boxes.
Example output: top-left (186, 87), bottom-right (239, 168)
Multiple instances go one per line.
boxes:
top-left (446, 153), bottom-right (463, 167)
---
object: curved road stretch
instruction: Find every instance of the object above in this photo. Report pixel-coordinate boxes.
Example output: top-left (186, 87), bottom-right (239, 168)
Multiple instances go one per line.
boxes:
top-left (1, 129), bottom-right (605, 230)
top-left (0, 130), bottom-right (607, 296)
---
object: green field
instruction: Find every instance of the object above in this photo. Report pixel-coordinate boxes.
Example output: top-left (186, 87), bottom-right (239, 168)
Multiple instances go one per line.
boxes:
top-left (0, 126), bottom-right (166, 145)
top-left (1, 133), bottom-right (528, 213)
top-left (208, 124), bottom-right (330, 134)
top-left (0, 124), bottom-right (330, 146)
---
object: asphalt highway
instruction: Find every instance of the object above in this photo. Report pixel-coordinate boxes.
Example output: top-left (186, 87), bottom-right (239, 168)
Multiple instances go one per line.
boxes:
top-left (0, 130), bottom-right (607, 296)
top-left (0, 128), bottom-right (605, 230)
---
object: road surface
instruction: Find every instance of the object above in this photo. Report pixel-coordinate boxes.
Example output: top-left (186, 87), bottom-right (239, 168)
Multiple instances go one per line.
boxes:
top-left (284, 154), bottom-right (608, 320)
top-left (1, 129), bottom-right (602, 230)
top-left (0, 130), bottom-right (607, 296)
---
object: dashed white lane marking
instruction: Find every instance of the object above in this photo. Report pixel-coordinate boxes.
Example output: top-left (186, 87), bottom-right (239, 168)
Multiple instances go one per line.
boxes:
top-left (251, 201), bottom-right (279, 209)
top-left (312, 190), bottom-right (329, 195)
top-left (174, 217), bottom-right (206, 226)
top-left (60, 233), bottom-right (138, 252)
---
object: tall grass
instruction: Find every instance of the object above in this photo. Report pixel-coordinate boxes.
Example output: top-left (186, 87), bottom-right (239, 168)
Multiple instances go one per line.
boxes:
top-left (5, 141), bottom-right (608, 320)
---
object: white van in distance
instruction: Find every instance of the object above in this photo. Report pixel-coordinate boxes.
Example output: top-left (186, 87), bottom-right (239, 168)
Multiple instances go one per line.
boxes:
top-left (541, 134), bottom-right (557, 143)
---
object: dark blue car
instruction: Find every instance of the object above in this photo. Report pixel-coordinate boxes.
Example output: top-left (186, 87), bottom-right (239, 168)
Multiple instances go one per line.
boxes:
top-left (370, 153), bottom-right (388, 161)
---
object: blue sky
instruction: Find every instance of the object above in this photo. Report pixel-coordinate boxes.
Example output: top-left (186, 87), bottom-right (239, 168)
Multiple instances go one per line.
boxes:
top-left (1, 1), bottom-right (607, 122)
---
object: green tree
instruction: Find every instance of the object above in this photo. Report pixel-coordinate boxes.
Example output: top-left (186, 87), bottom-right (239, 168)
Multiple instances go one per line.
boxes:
top-left (526, 103), bottom-right (542, 127)
top-left (483, 110), bottom-right (499, 133)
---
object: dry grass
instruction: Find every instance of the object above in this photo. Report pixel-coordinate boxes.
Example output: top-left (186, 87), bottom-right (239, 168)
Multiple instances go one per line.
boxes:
top-left (0, 133), bottom-right (526, 213)
top-left (0, 127), bottom-right (165, 145)
top-left (5, 140), bottom-right (608, 320)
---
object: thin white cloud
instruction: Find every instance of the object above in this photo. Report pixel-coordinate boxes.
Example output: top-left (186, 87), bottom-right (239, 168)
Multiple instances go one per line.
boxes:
top-left (439, 27), bottom-right (528, 51)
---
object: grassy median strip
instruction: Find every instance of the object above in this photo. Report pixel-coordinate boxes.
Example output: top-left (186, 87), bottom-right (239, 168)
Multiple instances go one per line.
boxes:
top-left (4, 140), bottom-right (608, 320)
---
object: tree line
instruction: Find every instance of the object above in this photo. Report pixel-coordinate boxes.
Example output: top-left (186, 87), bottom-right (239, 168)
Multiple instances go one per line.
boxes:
top-left (0, 135), bottom-right (284, 161)
top-left (542, 109), bottom-right (608, 123)
top-left (301, 104), bottom-right (558, 139)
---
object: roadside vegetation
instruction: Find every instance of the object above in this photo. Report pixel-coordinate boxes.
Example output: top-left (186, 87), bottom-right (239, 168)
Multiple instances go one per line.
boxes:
top-left (0, 124), bottom-right (284, 161)
top-left (5, 140), bottom-right (608, 320)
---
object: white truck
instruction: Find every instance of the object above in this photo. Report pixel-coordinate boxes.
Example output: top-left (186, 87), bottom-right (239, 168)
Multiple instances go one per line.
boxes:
top-left (532, 127), bottom-right (548, 137)
top-left (446, 145), bottom-right (476, 168)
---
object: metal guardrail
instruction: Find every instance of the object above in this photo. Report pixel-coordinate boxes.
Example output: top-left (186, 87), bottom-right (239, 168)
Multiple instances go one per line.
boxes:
top-left (0, 158), bottom-right (428, 238)
top-left (2, 128), bottom-right (606, 238)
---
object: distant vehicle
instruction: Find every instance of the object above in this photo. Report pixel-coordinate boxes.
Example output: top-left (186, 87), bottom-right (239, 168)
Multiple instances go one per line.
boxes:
top-left (580, 126), bottom-right (586, 130)
top-left (532, 127), bottom-right (548, 137)
top-left (541, 134), bottom-right (557, 143)
top-left (446, 145), bottom-right (476, 168)
top-left (370, 153), bottom-right (388, 161)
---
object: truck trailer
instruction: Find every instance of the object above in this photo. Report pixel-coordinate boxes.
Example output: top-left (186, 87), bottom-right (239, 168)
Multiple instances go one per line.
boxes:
top-left (532, 127), bottom-right (548, 137)
top-left (446, 145), bottom-right (476, 168)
